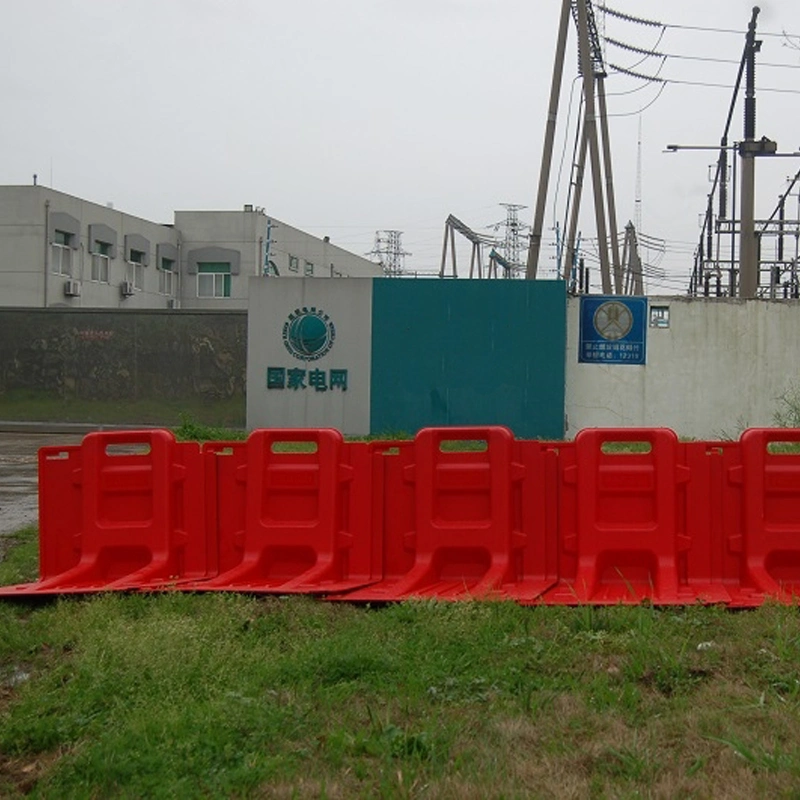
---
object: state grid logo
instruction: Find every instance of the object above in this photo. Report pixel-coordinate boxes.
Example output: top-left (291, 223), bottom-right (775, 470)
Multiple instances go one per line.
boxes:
top-left (282, 307), bottom-right (336, 361)
top-left (592, 300), bottom-right (633, 341)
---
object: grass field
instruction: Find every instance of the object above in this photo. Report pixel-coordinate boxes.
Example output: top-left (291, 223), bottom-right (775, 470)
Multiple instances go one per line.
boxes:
top-left (2, 529), bottom-right (800, 797)
top-left (0, 391), bottom-right (245, 429)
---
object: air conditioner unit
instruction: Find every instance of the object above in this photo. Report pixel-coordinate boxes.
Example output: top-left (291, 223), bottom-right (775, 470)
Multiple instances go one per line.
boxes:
top-left (120, 281), bottom-right (135, 297)
top-left (167, 298), bottom-right (177, 309)
top-left (63, 279), bottom-right (81, 297)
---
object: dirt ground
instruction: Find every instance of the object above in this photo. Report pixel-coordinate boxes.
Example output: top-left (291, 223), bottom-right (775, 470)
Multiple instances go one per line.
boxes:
top-left (0, 433), bottom-right (84, 539)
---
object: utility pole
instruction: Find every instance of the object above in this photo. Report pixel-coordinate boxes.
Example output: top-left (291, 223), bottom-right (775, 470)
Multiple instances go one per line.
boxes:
top-left (597, 76), bottom-right (623, 293)
top-left (526, 0), bottom-right (572, 279)
top-left (526, 0), bottom-right (617, 292)
top-left (575, 0), bottom-right (612, 293)
top-left (739, 7), bottom-right (761, 298)
top-left (564, 127), bottom-right (589, 282)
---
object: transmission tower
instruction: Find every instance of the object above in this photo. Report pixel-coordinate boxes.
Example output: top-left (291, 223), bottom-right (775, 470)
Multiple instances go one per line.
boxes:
top-left (491, 204), bottom-right (529, 277)
top-left (369, 230), bottom-right (410, 277)
top-left (527, 0), bottom-right (621, 293)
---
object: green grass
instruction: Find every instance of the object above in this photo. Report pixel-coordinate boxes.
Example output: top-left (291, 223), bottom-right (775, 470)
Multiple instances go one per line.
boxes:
top-left (3, 536), bottom-right (800, 797)
top-left (0, 389), bottom-right (245, 429)
top-left (173, 414), bottom-right (247, 443)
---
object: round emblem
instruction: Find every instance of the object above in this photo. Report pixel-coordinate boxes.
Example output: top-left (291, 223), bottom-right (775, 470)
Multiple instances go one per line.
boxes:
top-left (282, 307), bottom-right (336, 361)
top-left (593, 301), bottom-right (633, 341)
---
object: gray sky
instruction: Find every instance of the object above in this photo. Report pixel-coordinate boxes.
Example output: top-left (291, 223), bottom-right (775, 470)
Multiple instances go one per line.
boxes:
top-left (2, 0), bottom-right (798, 292)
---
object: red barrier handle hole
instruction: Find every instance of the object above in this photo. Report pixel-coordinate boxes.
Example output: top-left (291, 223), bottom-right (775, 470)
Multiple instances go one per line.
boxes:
top-left (439, 440), bottom-right (488, 453)
top-left (105, 443), bottom-right (152, 457)
top-left (766, 441), bottom-right (800, 455)
top-left (600, 441), bottom-right (653, 455)
top-left (270, 441), bottom-right (319, 454)
top-left (45, 451), bottom-right (70, 461)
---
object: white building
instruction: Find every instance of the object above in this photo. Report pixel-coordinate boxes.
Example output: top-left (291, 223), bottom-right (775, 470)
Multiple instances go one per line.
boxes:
top-left (0, 186), bottom-right (382, 309)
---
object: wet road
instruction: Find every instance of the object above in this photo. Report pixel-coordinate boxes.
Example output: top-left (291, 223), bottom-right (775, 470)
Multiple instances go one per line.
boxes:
top-left (0, 433), bottom-right (84, 537)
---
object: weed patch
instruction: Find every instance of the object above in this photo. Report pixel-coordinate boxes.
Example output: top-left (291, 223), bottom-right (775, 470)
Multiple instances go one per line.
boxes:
top-left (1, 535), bottom-right (800, 795)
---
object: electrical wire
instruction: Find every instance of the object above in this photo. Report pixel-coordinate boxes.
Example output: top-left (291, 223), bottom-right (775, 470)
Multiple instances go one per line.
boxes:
top-left (661, 52), bottom-right (800, 70)
top-left (598, 4), bottom-right (797, 39)
top-left (597, 5), bottom-right (662, 29)
top-left (605, 36), bottom-right (664, 59)
top-left (605, 36), bottom-right (800, 71)
top-left (607, 62), bottom-right (665, 83)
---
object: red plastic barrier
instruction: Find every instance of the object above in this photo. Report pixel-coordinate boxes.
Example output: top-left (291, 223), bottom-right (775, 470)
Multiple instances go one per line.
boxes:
top-left (194, 428), bottom-right (378, 594)
top-left (543, 428), bottom-right (713, 605)
top-left (0, 430), bottom-right (210, 595)
top-left (37, 441), bottom-right (83, 582)
top-left (681, 440), bottom-right (743, 604)
top-left (8, 424), bottom-right (800, 606)
top-left (729, 428), bottom-right (800, 604)
top-left (339, 426), bottom-right (559, 602)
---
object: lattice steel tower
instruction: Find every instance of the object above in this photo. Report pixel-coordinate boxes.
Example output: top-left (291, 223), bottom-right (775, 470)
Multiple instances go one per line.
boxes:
top-left (369, 230), bottom-right (410, 277)
top-left (493, 204), bottom-right (529, 277)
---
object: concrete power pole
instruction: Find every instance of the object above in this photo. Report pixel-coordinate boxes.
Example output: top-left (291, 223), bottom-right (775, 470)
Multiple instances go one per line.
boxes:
top-left (739, 7), bottom-right (761, 299)
top-left (575, 0), bottom-right (613, 293)
top-left (526, 0), bottom-right (617, 292)
top-left (526, 0), bottom-right (572, 279)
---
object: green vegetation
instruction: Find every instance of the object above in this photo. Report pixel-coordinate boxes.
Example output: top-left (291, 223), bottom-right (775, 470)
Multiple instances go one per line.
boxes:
top-left (0, 389), bottom-right (245, 429)
top-left (173, 414), bottom-right (247, 443)
top-left (2, 534), bottom-right (800, 796)
top-left (773, 384), bottom-right (800, 429)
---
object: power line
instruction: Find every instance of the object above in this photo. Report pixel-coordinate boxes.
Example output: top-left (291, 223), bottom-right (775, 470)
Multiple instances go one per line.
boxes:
top-left (606, 63), bottom-right (800, 94)
top-left (659, 53), bottom-right (800, 70)
top-left (606, 82), bottom-right (668, 117)
top-left (661, 78), bottom-right (800, 95)
top-left (598, 4), bottom-right (797, 38)
top-left (605, 36), bottom-right (800, 70)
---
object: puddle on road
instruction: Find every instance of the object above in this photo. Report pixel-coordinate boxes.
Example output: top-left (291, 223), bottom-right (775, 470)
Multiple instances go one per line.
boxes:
top-left (0, 433), bottom-right (83, 537)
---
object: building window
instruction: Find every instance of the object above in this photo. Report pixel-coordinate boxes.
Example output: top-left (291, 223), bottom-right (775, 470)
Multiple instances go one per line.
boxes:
top-left (197, 262), bottom-right (231, 298)
top-left (51, 230), bottom-right (73, 276)
top-left (158, 257), bottom-right (175, 295)
top-left (288, 255), bottom-right (299, 273)
top-left (304, 261), bottom-right (314, 276)
top-left (126, 262), bottom-right (145, 291)
top-left (126, 249), bottom-right (145, 290)
top-left (91, 240), bottom-right (111, 283)
top-left (649, 305), bottom-right (670, 329)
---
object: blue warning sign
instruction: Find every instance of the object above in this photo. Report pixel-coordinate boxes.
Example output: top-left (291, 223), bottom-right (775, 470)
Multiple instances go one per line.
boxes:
top-left (579, 296), bottom-right (647, 365)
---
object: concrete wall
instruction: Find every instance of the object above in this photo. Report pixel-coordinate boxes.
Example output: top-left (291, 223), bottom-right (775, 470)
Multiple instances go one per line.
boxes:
top-left (0, 308), bottom-right (246, 427)
top-left (247, 277), bottom-right (374, 434)
top-left (566, 295), bottom-right (800, 439)
top-left (247, 278), bottom-right (567, 438)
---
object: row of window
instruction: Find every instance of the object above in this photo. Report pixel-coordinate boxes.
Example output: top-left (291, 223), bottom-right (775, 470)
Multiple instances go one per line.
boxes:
top-left (288, 255), bottom-right (314, 276)
top-left (52, 227), bottom-right (235, 298)
top-left (54, 247), bottom-right (230, 299)
top-left (52, 235), bottom-right (179, 296)
top-left (286, 254), bottom-right (342, 278)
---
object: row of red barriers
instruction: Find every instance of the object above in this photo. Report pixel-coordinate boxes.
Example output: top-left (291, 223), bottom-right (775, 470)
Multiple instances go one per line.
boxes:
top-left (3, 425), bottom-right (800, 606)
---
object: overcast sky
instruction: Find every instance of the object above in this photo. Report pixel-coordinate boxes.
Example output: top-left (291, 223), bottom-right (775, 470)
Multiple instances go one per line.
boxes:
top-left (2, 0), bottom-right (798, 292)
